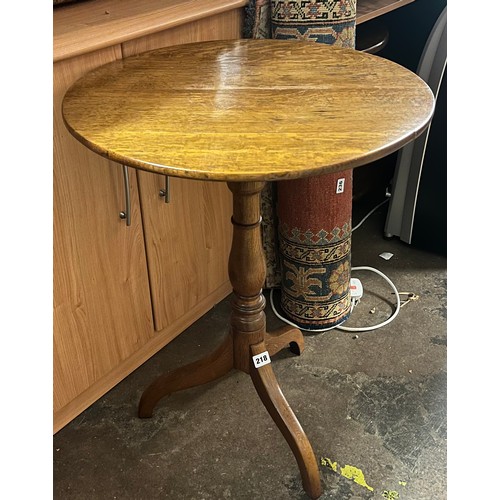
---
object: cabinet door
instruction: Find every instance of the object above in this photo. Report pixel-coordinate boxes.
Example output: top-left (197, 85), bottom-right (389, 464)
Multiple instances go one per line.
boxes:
top-left (137, 175), bottom-right (233, 331)
top-left (53, 46), bottom-right (154, 431)
top-left (121, 10), bottom-right (240, 331)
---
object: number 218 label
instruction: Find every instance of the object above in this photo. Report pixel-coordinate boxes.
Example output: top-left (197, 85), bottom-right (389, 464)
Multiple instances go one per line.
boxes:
top-left (252, 351), bottom-right (271, 368)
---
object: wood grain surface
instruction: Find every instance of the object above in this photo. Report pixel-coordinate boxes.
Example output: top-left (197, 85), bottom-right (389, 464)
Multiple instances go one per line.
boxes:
top-left (53, 0), bottom-right (247, 62)
top-left (53, 46), bottom-right (155, 419)
top-left (62, 39), bottom-right (434, 182)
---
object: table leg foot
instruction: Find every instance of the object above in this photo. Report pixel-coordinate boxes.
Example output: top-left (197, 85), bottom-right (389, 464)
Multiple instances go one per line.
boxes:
top-left (265, 325), bottom-right (305, 357)
top-left (249, 342), bottom-right (322, 500)
top-left (138, 333), bottom-right (234, 418)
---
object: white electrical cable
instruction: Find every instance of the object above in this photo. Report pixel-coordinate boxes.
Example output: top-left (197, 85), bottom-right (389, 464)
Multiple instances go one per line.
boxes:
top-left (270, 287), bottom-right (349, 333)
top-left (269, 196), bottom-right (401, 333)
top-left (270, 267), bottom-right (401, 333)
top-left (351, 197), bottom-right (389, 232)
top-left (334, 266), bottom-right (401, 332)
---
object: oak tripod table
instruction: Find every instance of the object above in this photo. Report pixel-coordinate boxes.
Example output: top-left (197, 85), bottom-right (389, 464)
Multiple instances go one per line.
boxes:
top-left (62, 39), bottom-right (434, 499)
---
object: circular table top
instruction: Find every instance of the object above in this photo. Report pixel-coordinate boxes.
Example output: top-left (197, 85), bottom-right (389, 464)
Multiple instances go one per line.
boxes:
top-left (62, 39), bottom-right (434, 182)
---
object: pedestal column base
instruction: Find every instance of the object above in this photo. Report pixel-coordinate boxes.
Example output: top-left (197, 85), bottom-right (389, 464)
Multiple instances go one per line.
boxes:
top-left (138, 181), bottom-right (322, 499)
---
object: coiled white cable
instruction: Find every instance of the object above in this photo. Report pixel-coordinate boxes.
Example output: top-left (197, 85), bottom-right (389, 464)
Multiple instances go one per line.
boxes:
top-left (270, 266), bottom-right (401, 333)
top-left (334, 266), bottom-right (401, 332)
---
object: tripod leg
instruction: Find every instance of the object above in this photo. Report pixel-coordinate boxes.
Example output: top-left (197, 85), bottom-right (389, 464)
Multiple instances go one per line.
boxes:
top-left (138, 334), bottom-right (233, 418)
top-left (249, 342), bottom-right (322, 499)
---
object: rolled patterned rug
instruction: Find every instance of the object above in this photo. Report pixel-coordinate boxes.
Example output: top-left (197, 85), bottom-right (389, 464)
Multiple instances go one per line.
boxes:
top-left (277, 171), bottom-right (353, 330)
top-left (271, 0), bottom-right (356, 45)
top-left (273, 0), bottom-right (357, 330)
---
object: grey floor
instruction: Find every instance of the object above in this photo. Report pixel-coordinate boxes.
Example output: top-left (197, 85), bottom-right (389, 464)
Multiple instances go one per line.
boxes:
top-left (53, 192), bottom-right (447, 500)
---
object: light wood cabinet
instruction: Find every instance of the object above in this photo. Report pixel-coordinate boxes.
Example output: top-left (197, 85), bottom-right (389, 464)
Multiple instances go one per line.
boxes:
top-left (53, 0), bottom-right (244, 433)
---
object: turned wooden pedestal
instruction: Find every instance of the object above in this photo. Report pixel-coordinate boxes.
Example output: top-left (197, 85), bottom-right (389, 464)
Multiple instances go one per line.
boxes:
top-left (138, 181), bottom-right (321, 498)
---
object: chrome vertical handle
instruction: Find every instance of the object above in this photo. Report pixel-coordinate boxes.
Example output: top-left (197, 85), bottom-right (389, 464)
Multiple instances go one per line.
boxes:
top-left (159, 175), bottom-right (170, 203)
top-left (119, 165), bottom-right (131, 226)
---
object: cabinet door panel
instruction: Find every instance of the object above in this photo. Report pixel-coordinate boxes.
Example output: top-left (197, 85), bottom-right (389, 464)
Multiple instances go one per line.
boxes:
top-left (54, 47), bottom-right (154, 418)
top-left (138, 174), bottom-right (232, 331)
top-left (121, 11), bottom-right (240, 330)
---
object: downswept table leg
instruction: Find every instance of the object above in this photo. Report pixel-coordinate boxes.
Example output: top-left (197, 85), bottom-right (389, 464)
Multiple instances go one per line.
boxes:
top-left (249, 341), bottom-right (322, 500)
top-left (138, 333), bottom-right (233, 418)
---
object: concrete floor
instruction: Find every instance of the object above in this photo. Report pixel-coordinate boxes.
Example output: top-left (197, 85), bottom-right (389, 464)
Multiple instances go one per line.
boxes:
top-left (53, 192), bottom-right (447, 500)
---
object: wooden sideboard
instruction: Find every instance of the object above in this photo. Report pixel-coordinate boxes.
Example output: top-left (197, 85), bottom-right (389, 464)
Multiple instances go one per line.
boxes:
top-left (53, 0), bottom-right (246, 434)
top-left (53, 0), bottom-right (417, 434)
